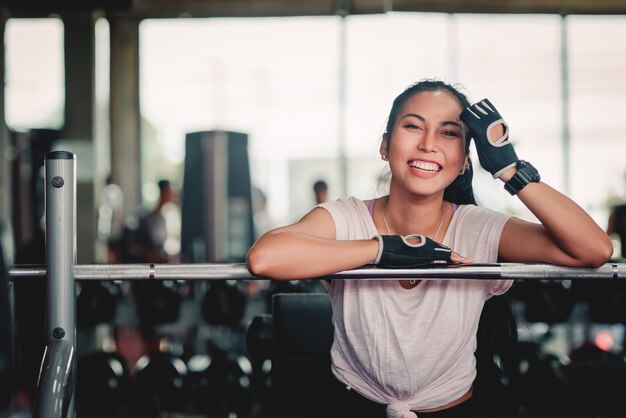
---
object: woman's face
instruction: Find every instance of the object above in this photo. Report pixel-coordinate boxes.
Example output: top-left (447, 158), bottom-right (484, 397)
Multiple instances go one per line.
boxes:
top-left (382, 89), bottom-right (468, 198)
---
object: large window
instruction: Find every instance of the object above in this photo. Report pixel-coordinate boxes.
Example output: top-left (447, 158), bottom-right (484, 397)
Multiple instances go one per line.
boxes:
top-left (568, 16), bottom-right (626, 223)
top-left (5, 18), bottom-right (65, 130)
top-left (140, 17), bottom-right (340, 221)
top-left (139, 13), bottom-right (626, 226)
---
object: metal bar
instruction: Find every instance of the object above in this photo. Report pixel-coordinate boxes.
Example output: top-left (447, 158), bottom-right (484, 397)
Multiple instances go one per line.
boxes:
top-left (7, 265), bottom-right (47, 279)
top-left (45, 151), bottom-right (77, 342)
top-left (32, 340), bottom-right (74, 418)
top-left (44, 151), bottom-right (76, 418)
top-left (8, 262), bottom-right (626, 281)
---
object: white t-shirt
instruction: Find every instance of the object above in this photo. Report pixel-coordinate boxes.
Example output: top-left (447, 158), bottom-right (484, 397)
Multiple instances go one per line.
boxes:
top-left (318, 197), bottom-right (513, 417)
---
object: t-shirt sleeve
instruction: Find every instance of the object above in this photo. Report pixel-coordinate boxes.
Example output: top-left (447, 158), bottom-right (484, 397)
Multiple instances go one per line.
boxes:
top-left (317, 200), bottom-right (350, 240)
top-left (317, 197), bottom-right (375, 241)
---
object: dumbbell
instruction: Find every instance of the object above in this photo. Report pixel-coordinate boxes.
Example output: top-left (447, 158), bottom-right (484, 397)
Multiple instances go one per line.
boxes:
top-left (131, 351), bottom-right (188, 418)
top-left (245, 314), bottom-right (273, 416)
top-left (133, 281), bottom-right (183, 326)
top-left (76, 351), bottom-right (131, 418)
top-left (187, 349), bottom-right (254, 418)
top-left (202, 280), bottom-right (247, 327)
top-left (77, 282), bottom-right (119, 328)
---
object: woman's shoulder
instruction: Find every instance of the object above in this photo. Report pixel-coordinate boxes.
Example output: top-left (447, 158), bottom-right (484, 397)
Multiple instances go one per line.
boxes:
top-left (451, 204), bottom-right (514, 240)
top-left (319, 196), bottom-right (367, 212)
top-left (455, 204), bottom-right (513, 220)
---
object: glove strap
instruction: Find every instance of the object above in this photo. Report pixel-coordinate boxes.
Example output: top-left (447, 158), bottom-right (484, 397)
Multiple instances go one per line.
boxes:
top-left (492, 162), bottom-right (517, 180)
top-left (372, 235), bottom-right (384, 264)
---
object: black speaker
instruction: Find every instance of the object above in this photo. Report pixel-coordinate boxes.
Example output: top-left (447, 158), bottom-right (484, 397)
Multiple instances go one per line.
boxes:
top-left (181, 131), bottom-right (255, 263)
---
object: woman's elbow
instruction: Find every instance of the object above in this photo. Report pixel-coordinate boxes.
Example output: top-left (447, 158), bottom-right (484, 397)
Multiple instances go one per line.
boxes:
top-left (246, 244), bottom-right (286, 280)
top-left (592, 237), bottom-right (614, 267)
top-left (246, 245), bottom-right (269, 278)
top-left (574, 236), bottom-right (613, 268)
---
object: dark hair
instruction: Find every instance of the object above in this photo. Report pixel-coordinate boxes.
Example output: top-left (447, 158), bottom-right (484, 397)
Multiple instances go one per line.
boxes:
top-left (313, 180), bottom-right (328, 192)
top-left (383, 79), bottom-right (476, 205)
top-left (157, 180), bottom-right (171, 192)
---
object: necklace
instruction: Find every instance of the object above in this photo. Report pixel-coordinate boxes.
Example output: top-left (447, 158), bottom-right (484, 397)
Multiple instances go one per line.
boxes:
top-left (381, 199), bottom-right (445, 242)
top-left (381, 199), bottom-right (445, 286)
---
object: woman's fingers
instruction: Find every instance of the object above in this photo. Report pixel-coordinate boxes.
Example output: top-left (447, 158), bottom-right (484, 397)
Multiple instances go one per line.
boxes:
top-left (450, 251), bottom-right (473, 265)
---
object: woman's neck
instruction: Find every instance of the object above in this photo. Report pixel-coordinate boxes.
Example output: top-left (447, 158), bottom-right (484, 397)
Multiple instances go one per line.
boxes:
top-left (383, 190), bottom-right (447, 238)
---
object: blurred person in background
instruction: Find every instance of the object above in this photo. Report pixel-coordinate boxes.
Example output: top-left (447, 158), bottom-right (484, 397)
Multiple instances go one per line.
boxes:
top-left (97, 176), bottom-right (125, 263)
top-left (313, 179), bottom-right (329, 205)
top-left (120, 179), bottom-right (181, 264)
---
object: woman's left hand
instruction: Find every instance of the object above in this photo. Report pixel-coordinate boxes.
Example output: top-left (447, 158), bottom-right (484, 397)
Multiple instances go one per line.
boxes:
top-left (460, 98), bottom-right (518, 180)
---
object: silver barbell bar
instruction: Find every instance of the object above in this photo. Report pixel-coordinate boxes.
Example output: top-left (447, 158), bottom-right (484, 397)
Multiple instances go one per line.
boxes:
top-left (8, 261), bottom-right (626, 281)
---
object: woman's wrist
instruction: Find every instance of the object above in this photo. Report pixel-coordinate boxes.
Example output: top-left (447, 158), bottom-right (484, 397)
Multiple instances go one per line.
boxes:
top-left (498, 166), bottom-right (517, 182)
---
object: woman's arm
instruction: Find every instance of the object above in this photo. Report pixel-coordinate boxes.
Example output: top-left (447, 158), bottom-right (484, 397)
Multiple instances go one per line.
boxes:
top-left (498, 178), bottom-right (613, 268)
top-left (460, 98), bottom-right (612, 268)
top-left (246, 207), bottom-right (379, 280)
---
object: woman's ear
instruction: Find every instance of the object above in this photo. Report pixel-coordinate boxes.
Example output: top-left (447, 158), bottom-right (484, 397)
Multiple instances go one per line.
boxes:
top-left (459, 156), bottom-right (470, 175)
top-left (380, 134), bottom-right (390, 160)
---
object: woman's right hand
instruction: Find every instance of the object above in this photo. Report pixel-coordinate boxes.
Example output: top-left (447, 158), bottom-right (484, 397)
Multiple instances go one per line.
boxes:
top-left (373, 234), bottom-right (473, 268)
top-left (450, 250), bottom-right (473, 265)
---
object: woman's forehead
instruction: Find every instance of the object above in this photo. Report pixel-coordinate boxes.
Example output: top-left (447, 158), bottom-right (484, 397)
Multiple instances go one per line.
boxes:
top-left (401, 90), bottom-right (463, 118)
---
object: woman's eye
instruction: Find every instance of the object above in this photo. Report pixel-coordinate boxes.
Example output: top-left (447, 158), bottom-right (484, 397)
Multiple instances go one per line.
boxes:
top-left (405, 124), bottom-right (422, 130)
top-left (442, 130), bottom-right (460, 138)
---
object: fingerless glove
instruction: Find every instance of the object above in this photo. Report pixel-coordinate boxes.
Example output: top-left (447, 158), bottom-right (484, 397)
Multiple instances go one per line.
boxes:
top-left (372, 234), bottom-right (452, 269)
top-left (460, 98), bottom-right (518, 179)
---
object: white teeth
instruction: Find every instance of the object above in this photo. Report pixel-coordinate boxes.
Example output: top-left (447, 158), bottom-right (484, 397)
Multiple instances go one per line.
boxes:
top-left (408, 160), bottom-right (441, 172)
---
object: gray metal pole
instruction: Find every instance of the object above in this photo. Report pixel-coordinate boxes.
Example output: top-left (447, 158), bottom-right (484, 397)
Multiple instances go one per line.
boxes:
top-left (44, 151), bottom-right (76, 417)
top-left (33, 340), bottom-right (74, 418)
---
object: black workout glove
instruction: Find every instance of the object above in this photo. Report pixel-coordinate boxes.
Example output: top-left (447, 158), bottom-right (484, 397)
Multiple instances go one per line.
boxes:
top-left (372, 234), bottom-right (452, 269)
top-left (460, 98), bottom-right (518, 179)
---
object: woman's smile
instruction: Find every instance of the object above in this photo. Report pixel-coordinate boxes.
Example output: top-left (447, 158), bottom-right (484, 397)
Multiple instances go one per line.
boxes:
top-left (408, 159), bottom-right (442, 173)
top-left (407, 159), bottom-right (443, 179)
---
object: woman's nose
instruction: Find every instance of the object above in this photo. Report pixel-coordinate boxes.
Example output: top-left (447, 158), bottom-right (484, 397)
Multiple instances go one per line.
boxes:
top-left (417, 130), bottom-right (437, 152)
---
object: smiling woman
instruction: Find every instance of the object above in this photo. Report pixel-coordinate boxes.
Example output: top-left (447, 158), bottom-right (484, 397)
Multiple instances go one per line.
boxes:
top-left (246, 78), bottom-right (612, 418)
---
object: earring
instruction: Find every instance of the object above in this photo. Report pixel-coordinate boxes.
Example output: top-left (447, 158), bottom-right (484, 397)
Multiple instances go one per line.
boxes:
top-left (381, 154), bottom-right (388, 161)
top-left (459, 162), bottom-right (469, 175)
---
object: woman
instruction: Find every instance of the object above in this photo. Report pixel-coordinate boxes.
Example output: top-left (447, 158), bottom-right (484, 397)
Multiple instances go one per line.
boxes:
top-left (247, 80), bottom-right (612, 418)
